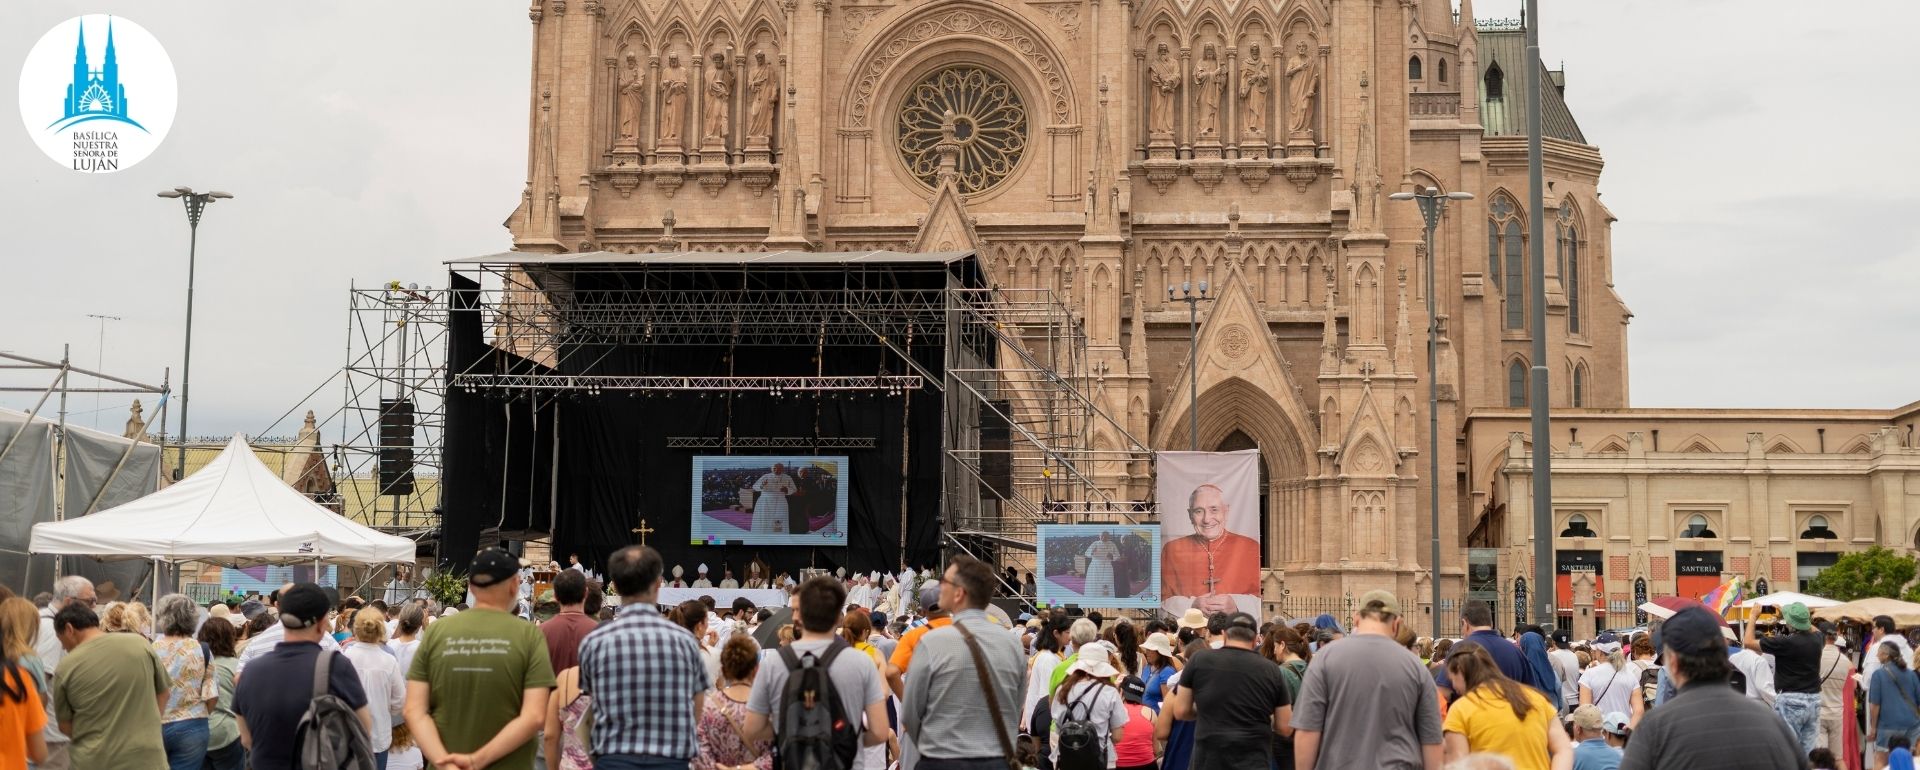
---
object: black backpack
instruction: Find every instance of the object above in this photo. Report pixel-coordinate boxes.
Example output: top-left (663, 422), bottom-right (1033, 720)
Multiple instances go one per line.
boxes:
top-left (774, 638), bottom-right (859, 770)
top-left (1053, 683), bottom-right (1107, 770)
top-left (295, 651), bottom-right (376, 770)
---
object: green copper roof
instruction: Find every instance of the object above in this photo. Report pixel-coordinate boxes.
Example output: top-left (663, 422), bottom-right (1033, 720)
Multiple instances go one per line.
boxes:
top-left (1476, 27), bottom-right (1587, 144)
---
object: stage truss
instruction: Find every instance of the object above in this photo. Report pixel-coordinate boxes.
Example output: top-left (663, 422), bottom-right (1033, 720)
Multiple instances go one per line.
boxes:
top-left (325, 282), bottom-right (448, 538)
top-left (445, 251), bottom-right (1156, 565)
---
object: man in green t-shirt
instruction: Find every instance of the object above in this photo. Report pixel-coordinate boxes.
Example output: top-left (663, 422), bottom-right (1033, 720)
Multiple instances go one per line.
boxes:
top-left (51, 604), bottom-right (167, 769)
top-left (404, 547), bottom-right (557, 770)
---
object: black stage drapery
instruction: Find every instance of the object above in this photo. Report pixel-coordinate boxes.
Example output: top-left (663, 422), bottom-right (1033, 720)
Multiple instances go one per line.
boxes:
top-left (440, 258), bottom-right (964, 577)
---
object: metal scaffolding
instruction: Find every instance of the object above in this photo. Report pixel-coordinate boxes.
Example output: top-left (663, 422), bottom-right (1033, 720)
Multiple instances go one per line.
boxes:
top-left (324, 282), bottom-right (448, 538)
top-left (443, 251), bottom-right (1154, 558)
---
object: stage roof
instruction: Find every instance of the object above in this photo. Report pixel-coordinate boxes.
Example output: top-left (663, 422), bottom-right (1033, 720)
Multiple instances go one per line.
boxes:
top-left (446, 250), bottom-right (973, 266)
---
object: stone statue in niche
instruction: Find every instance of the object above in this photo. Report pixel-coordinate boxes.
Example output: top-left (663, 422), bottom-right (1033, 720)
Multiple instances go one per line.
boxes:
top-left (746, 51), bottom-right (778, 141)
top-left (1193, 44), bottom-right (1225, 139)
top-left (657, 52), bottom-right (689, 148)
top-left (617, 53), bottom-right (646, 142)
top-left (1285, 41), bottom-right (1319, 138)
top-left (702, 51), bottom-right (733, 144)
top-left (1240, 43), bottom-right (1269, 137)
top-left (1147, 42), bottom-right (1180, 138)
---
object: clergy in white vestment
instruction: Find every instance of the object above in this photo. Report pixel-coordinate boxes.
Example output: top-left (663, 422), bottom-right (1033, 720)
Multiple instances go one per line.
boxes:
top-left (749, 463), bottom-right (799, 533)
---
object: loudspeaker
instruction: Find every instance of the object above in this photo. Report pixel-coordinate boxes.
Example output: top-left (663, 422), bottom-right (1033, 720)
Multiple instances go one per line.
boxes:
top-left (979, 399), bottom-right (1011, 497)
top-left (379, 398), bottom-right (416, 496)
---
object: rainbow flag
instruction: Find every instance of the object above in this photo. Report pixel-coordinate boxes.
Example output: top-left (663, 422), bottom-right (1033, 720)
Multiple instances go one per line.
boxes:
top-left (1700, 577), bottom-right (1744, 617)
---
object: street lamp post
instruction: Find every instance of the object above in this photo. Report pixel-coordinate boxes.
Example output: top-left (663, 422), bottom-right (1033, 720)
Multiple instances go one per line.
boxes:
top-left (155, 187), bottom-right (232, 479)
top-left (1390, 185), bottom-right (1473, 638)
top-left (1168, 281), bottom-right (1212, 451)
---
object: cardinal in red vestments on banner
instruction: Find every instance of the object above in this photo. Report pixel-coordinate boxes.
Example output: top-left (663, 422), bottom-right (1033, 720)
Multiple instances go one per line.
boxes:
top-left (1161, 483), bottom-right (1261, 615)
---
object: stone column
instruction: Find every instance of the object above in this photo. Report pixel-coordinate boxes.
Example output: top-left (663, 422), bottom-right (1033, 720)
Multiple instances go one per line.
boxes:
top-left (1225, 45), bottom-right (1239, 154)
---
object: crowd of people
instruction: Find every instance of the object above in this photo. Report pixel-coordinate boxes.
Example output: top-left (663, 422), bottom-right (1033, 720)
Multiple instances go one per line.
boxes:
top-left (8, 556), bottom-right (1914, 770)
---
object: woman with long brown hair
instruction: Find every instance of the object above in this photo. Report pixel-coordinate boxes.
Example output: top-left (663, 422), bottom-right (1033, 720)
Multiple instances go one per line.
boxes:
top-left (0, 597), bottom-right (49, 766)
top-left (1441, 644), bottom-right (1571, 770)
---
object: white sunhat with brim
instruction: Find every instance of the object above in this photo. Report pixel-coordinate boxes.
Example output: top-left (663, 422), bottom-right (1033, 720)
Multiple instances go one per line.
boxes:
top-left (1141, 632), bottom-right (1178, 657)
top-left (1068, 653), bottom-right (1120, 679)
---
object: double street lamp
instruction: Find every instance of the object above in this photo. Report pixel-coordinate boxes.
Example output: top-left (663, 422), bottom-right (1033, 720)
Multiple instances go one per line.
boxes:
top-left (1167, 281), bottom-right (1212, 451)
top-left (155, 187), bottom-right (233, 480)
top-left (1389, 185), bottom-right (1473, 638)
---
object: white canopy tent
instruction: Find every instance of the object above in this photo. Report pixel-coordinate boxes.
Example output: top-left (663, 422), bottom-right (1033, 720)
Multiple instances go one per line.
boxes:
top-left (29, 434), bottom-right (415, 566)
top-left (1739, 591), bottom-right (1840, 609)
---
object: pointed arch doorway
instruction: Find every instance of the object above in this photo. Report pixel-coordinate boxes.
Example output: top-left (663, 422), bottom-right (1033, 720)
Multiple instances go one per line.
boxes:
top-left (1216, 429), bottom-right (1269, 568)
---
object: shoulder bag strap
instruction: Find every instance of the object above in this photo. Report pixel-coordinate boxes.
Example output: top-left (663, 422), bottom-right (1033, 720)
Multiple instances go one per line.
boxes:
top-left (954, 622), bottom-right (1018, 769)
top-left (313, 648), bottom-right (333, 700)
top-left (1886, 669), bottom-right (1920, 718)
top-left (1591, 666), bottom-right (1620, 705)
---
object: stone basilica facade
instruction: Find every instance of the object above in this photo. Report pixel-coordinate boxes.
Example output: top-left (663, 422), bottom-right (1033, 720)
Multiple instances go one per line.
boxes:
top-left (505, 0), bottom-right (1920, 626)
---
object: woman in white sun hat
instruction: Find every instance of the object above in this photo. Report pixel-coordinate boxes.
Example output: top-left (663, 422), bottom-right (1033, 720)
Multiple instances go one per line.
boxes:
top-left (1051, 641), bottom-right (1128, 769)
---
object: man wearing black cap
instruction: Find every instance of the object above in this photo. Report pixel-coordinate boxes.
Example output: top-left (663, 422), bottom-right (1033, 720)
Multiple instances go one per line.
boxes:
top-left (1167, 611), bottom-right (1293, 769)
top-left (1548, 630), bottom-right (1582, 714)
top-left (236, 581), bottom-right (340, 674)
top-left (1620, 606), bottom-right (1805, 769)
top-left (232, 583), bottom-right (372, 770)
top-left (404, 547), bottom-right (557, 770)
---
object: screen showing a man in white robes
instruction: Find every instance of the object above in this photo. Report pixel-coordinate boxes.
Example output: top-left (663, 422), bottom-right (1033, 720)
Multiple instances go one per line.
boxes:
top-left (690, 455), bottom-right (849, 546)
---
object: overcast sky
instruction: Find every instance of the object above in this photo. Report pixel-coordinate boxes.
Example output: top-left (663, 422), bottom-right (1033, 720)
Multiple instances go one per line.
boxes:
top-left (3, 1), bottom-right (1916, 439)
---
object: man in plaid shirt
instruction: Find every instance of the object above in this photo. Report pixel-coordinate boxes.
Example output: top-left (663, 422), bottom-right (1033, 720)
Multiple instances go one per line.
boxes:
top-left (578, 545), bottom-right (711, 769)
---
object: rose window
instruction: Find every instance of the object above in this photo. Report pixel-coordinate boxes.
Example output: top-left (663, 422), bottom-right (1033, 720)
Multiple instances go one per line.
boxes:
top-left (896, 66), bottom-right (1028, 194)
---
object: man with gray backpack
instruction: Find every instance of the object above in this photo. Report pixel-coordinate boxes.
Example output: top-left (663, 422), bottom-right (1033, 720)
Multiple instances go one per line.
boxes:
top-left (743, 575), bottom-right (891, 770)
top-left (233, 582), bottom-right (375, 770)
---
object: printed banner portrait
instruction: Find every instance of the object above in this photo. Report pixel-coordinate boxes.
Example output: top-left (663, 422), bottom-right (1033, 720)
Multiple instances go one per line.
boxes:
top-left (1156, 449), bottom-right (1262, 617)
top-left (1034, 524), bottom-right (1161, 609)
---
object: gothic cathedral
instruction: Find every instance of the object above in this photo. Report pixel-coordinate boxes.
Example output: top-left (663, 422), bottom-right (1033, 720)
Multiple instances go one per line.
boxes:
top-left (506, 0), bottom-right (1629, 604)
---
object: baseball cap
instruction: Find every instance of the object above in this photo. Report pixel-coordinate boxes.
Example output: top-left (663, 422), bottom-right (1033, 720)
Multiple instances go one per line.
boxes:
top-left (1652, 606), bottom-right (1726, 656)
top-left (470, 547), bottom-right (530, 587)
top-left (238, 600), bottom-right (267, 621)
top-left (276, 583), bottom-right (330, 630)
top-left (1550, 629), bottom-right (1572, 647)
top-left (1357, 589), bottom-right (1400, 616)
top-left (918, 581), bottom-right (942, 612)
top-left (1602, 711), bottom-right (1631, 736)
top-left (1120, 675), bottom-right (1147, 704)
top-left (1569, 705), bottom-right (1604, 732)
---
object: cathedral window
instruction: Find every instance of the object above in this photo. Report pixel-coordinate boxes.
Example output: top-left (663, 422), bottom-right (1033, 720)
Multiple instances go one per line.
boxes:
top-left (1560, 513), bottom-right (1597, 538)
top-left (1485, 63), bottom-right (1505, 100)
top-left (1572, 364), bottom-right (1586, 407)
top-left (1503, 220), bottom-right (1525, 329)
top-left (1800, 515), bottom-right (1838, 540)
top-left (1439, 58), bottom-right (1449, 83)
top-left (896, 66), bottom-right (1029, 195)
top-left (1409, 55), bottom-right (1423, 81)
top-left (1566, 226), bottom-right (1582, 335)
top-left (1508, 360), bottom-right (1527, 407)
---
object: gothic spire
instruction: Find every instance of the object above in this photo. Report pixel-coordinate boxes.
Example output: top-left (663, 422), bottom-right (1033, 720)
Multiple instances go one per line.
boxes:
top-left (72, 18), bottom-right (88, 87)
top-left (103, 17), bottom-right (120, 89)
